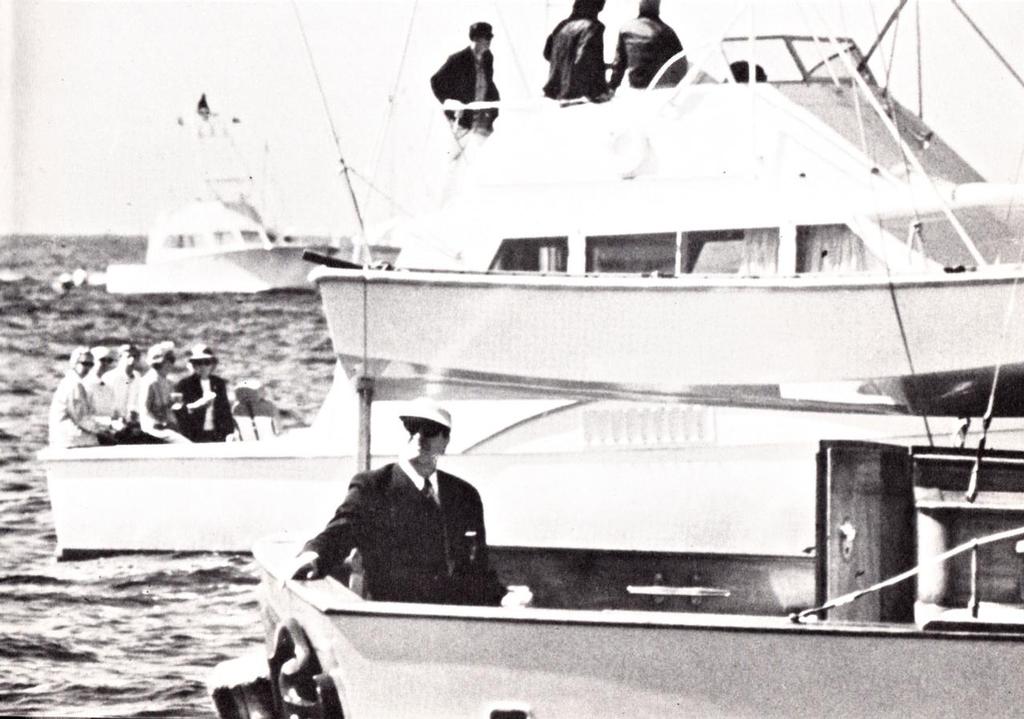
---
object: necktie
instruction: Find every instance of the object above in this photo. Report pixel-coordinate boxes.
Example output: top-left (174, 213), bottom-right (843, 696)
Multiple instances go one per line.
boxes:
top-left (422, 477), bottom-right (439, 506)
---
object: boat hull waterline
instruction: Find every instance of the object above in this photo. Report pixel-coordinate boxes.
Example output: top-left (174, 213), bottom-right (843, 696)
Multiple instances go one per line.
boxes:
top-left (314, 266), bottom-right (1024, 396)
top-left (106, 245), bottom-right (314, 294)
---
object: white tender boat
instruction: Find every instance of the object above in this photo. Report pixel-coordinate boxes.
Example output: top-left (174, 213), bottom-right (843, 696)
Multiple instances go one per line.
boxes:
top-left (105, 198), bottom-right (316, 294)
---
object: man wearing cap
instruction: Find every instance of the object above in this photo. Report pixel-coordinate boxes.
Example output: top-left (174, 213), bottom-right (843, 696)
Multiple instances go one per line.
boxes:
top-left (430, 21), bottom-right (500, 134)
top-left (82, 346), bottom-right (120, 424)
top-left (48, 347), bottom-right (116, 448)
top-left (292, 398), bottom-right (510, 606)
top-left (135, 342), bottom-right (191, 444)
top-left (174, 343), bottom-right (234, 443)
top-left (110, 343), bottom-right (143, 423)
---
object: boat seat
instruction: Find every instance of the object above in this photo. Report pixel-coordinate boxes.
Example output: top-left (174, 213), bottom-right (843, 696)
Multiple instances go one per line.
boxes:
top-left (232, 381), bottom-right (279, 441)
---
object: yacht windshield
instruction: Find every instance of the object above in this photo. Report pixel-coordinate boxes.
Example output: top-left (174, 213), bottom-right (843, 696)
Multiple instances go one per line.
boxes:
top-left (718, 36), bottom-right (874, 85)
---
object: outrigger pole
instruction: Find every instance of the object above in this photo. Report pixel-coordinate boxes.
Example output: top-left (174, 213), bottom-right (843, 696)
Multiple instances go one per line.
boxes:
top-left (290, 2), bottom-right (370, 264)
top-left (857, 0), bottom-right (910, 72)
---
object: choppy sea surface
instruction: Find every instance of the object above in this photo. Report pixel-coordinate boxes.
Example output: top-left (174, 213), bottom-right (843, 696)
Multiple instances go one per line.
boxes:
top-left (0, 235), bottom-right (337, 717)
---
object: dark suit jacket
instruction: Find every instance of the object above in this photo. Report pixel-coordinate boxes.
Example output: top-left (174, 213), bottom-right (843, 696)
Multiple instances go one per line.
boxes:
top-left (304, 463), bottom-right (505, 605)
top-left (430, 46), bottom-right (500, 129)
top-left (174, 373), bottom-right (234, 442)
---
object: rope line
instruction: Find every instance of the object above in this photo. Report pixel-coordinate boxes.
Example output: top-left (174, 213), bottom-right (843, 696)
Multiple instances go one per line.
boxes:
top-left (792, 524), bottom-right (1024, 623)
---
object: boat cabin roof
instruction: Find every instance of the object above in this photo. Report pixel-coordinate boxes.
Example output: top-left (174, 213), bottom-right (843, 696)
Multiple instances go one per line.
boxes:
top-left (146, 199), bottom-right (270, 262)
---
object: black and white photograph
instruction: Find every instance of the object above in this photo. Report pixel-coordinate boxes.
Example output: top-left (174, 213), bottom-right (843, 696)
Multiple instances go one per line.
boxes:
top-left (6, 0), bottom-right (1024, 716)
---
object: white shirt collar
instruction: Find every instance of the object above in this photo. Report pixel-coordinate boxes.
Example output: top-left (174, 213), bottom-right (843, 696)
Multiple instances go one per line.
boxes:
top-left (397, 457), bottom-right (437, 493)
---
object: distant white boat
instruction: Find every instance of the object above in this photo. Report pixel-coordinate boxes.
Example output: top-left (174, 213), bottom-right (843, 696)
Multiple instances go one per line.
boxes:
top-left (105, 198), bottom-right (316, 294)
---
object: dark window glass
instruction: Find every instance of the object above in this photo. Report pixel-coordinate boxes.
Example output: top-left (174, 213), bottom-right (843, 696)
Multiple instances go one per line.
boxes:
top-left (585, 233), bottom-right (676, 274)
top-left (682, 230), bottom-right (745, 273)
top-left (489, 237), bottom-right (568, 272)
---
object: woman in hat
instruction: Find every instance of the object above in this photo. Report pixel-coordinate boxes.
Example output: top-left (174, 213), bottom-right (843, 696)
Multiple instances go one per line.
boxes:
top-left (135, 342), bottom-right (191, 444)
top-left (174, 343), bottom-right (234, 442)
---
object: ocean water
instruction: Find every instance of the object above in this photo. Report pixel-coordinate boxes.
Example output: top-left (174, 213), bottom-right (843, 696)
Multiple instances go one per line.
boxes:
top-left (0, 235), bottom-right (337, 717)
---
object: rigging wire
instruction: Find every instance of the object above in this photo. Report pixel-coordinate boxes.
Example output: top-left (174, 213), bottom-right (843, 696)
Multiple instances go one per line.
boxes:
top-left (290, 1), bottom-right (367, 248)
top-left (949, 0), bottom-right (1024, 93)
top-left (941, 0), bottom-right (1024, 491)
top-left (915, 0), bottom-right (923, 118)
top-left (364, 0), bottom-right (420, 220)
top-left (492, 0), bottom-right (532, 94)
top-left (806, 0), bottom-right (940, 441)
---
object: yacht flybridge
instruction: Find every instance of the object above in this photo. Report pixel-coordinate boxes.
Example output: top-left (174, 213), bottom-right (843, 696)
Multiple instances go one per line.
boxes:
top-left (313, 34), bottom-right (1024, 416)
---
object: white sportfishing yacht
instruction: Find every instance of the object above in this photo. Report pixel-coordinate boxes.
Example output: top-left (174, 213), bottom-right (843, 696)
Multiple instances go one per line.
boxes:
top-left (104, 197), bottom-right (316, 294)
top-left (313, 33), bottom-right (1024, 411)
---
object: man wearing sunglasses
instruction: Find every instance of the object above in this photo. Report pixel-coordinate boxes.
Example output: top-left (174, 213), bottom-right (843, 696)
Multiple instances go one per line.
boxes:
top-left (291, 398), bottom-right (510, 606)
top-left (48, 346), bottom-right (116, 448)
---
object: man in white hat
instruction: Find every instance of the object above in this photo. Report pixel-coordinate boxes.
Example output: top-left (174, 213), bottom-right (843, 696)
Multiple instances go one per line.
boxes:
top-left (291, 398), bottom-right (510, 606)
top-left (48, 346), bottom-right (117, 448)
top-left (82, 346), bottom-right (120, 424)
top-left (134, 342), bottom-right (191, 444)
top-left (174, 343), bottom-right (234, 442)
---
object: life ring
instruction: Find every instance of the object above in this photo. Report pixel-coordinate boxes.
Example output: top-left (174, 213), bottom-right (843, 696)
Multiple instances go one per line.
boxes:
top-left (268, 618), bottom-right (345, 718)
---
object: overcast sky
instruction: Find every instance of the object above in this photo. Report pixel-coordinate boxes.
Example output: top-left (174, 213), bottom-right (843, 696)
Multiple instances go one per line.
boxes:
top-left (5, 0), bottom-right (1024, 238)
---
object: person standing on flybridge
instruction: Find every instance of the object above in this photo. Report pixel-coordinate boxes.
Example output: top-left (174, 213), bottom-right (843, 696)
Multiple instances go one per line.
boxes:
top-left (431, 21), bottom-right (501, 136)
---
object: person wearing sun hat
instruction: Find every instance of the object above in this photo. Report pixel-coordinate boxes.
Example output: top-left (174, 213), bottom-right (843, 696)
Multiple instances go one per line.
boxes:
top-left (135, 341), bottom-right (190, 444)
top-left (291, 397), bottom-right (522, 607)
top-left (48, 346), bottom-right (116, 448)
top-left (174, 343), bottom-right (234, 442)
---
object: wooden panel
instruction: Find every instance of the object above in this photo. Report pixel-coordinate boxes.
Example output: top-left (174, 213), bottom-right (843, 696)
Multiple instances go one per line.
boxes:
top-left (913, 448), bottom-right (1024, 610)
top-left (815, 440), bottom-right (916, 622)
top-left (489, 546), bottom-right (814, 615)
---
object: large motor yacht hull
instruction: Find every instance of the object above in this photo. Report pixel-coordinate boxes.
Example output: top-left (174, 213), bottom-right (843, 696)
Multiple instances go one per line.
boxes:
top-left (313, 266), bottom-right (1024, 414)
top-left (106, 245), bottom-right (314, 294)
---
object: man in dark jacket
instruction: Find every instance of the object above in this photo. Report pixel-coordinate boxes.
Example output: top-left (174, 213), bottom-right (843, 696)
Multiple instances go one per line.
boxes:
top-left (543, 0), bottom-right (610, 102)
top-left (174, 343), bottom-right (234, 442)
top-left (291, 399), bottom-right (511, 606)
top-left (430, 21), bottom-right (500, 133)
top-left (609, 0), bottom-right (685, 91)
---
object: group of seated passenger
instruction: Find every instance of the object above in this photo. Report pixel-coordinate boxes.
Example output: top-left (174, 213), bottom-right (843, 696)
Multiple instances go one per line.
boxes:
top-left (47, 341), bottom-right (278, 448)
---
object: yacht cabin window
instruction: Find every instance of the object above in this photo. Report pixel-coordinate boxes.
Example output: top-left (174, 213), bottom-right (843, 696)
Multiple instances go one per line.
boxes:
top-left (586, 233), bottom-right (676, 274)
top-left (241, 230), bottom-right (263, 245)
top-left (490, 237), bottom-right (568, 272)
top-left (163, 234), bottom-right (197, 250)
top-left (214, 231), bottom-right (233, 246)
top-left (683, 228), bottom-right (779, 275)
